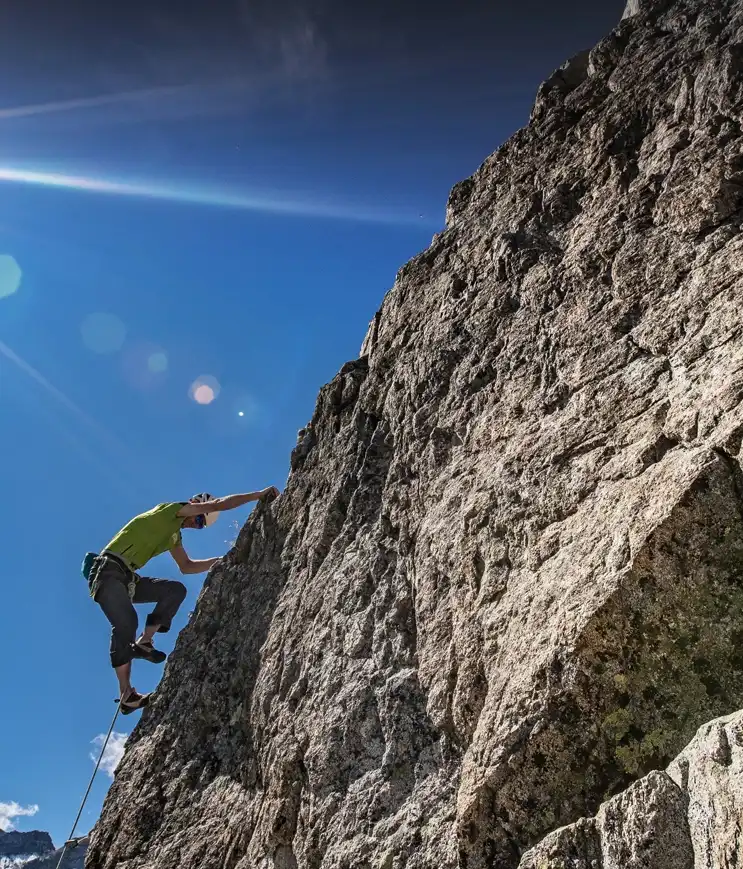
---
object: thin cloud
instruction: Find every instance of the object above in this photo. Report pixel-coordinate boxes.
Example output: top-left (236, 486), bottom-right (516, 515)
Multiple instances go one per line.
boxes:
top-left (90, 732), bottom-right (128, 779)
top-left (222, 1), bottom-right (329, 84)
top-left (0, 802), bottom-right (39, 831)
top-left (0, 6), bottom-right (331, 132)
top-left (278, 19), bottom-right (328, 82)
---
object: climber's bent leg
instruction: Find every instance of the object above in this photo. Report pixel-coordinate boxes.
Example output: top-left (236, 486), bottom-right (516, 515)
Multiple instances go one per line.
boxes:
top-left (94, 572), bottom-right (138, 669)
top-left (94, 573), bottom-right (148, 708)
top-left (129, 577), bottom-right (187, 662)
top-left (134, 576), bottom-right (188, 636)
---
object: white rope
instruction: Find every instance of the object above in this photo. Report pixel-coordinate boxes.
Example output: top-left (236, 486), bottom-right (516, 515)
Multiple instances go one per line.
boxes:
top-left (54, 697), bottom-right (124, 869)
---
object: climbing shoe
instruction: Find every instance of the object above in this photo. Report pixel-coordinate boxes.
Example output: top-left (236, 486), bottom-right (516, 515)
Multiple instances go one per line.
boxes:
top-left (118, 689), bottom-right (151, 715)
top-left (132, 640), bottom-right (167, 664)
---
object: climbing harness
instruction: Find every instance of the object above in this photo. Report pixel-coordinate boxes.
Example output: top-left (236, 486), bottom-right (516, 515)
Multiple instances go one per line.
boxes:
top-left (54, 696), bottom-right (125, 869)
top-left (83, 551), bottom-right (137, 601)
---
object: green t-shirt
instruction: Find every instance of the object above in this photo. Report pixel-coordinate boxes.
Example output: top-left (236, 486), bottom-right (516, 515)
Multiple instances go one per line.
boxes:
top-left (104, 502), bottom-right (186, 571)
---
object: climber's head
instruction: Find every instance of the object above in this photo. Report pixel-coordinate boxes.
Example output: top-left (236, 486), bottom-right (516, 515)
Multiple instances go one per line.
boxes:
top-left (181, 492), bottom-right (219, 529)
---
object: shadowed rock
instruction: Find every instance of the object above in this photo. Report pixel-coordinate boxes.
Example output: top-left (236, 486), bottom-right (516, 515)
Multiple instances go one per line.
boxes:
top-left (520, 712), bottom-right (743, 869)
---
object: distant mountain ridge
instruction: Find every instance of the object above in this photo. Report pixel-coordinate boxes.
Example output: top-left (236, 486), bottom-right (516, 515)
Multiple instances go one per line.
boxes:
top-left (23, 838), bottom-right (88, 869)
top-left (0, 829), bottom-right (87, 869)
top-left (0, 830), bottom-right (53, 858)
top-left (0, 829), bottom-right (53, 866)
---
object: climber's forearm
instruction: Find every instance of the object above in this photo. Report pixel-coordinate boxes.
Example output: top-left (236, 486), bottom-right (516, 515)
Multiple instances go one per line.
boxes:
top-left (179, 488), bottom-right (280, 519)
top-left (211, 492), bottom-right (264, 512)
top-left (184, 557), bottom-right (220, 575)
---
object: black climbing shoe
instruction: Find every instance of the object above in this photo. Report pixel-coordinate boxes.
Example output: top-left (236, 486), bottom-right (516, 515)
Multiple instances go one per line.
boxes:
top-left (118, 689), bottom-right (150, 715)
top-left (132, 640), bottom-right (167, 664)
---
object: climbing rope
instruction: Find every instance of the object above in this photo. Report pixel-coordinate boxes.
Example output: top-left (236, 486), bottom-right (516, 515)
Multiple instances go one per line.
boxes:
top-left (54, 697), bottom-right (124, 869)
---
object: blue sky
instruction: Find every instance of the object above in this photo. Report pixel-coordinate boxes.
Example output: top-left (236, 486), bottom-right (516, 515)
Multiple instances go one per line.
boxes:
top-left (0, 0), bottom-right (624, 847)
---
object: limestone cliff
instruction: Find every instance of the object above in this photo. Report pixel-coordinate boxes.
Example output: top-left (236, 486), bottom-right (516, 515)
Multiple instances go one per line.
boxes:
top-left (87, 0), bottom-right (743, 867)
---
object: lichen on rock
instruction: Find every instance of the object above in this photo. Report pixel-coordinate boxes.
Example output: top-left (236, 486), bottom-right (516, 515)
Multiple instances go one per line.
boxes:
top-left (519, 712), bottom-right (743, 869)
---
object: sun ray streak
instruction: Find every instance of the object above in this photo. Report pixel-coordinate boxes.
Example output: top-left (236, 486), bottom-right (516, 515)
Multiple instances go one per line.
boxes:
top-left (0, 339), bottom-right (130, 456)
top-left (12, 384), bottom-right (141, 499)
top-left (0, 339), bottom-right (143, 495)
top-left (0, 165), bottom-right (430, 226)
top-left (0, 85), bottom-right (192, 120)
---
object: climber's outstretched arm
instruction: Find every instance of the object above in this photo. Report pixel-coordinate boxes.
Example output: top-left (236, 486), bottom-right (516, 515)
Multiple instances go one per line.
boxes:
top-left (177, 487), bottom-right (279, 519)
top-left (170, 542), bottom-right (220, 575)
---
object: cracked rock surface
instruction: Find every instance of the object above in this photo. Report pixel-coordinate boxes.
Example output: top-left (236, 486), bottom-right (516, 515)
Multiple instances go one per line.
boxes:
top-left (87, 0), bottom-right (743, 867)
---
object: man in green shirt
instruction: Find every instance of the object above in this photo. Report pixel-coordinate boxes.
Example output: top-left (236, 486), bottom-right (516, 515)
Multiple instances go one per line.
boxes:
top-left (86, 487), bottom-right (279, 714)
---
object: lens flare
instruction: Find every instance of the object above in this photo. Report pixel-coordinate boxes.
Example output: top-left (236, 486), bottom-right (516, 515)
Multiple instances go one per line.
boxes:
top-left (0, 255), bottom-right (21, 298)
top-left (148, 351), bottom-right (168, 373)
top-left (81, 313), bottom-right (126, 354)
top-left (122, 344), bottom-right (168, 390)
top-left (190, 375), bottom-right (220, 406)
top-left (195, 386), bottom-right (214, 404)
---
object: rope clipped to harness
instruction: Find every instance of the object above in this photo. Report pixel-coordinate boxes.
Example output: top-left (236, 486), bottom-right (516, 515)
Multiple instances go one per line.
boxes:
top-left (54, 697), bottom-right (124, 869)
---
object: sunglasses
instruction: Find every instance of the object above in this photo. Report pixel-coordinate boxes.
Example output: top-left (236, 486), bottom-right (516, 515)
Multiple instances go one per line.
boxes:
top-left (194, 514), bottom-right (207, 530)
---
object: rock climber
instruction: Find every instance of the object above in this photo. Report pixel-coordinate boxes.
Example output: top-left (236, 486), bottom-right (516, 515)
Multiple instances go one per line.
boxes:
top-left (83, 488), bottom-right (280, 714)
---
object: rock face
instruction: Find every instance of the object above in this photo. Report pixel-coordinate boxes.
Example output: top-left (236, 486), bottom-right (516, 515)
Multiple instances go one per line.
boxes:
top-left (622, 0), bottom-right (643, 19)
top-left (87, 0), bottom-right (743, 867)
top-left (519, 712), bottom-right (743, 869)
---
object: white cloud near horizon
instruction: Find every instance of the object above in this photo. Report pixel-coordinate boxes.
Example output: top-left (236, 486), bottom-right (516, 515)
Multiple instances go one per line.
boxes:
top-left (90, 732), bottom-right (128, 779)
top-left (0, 802), bottom-right (39, 831)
